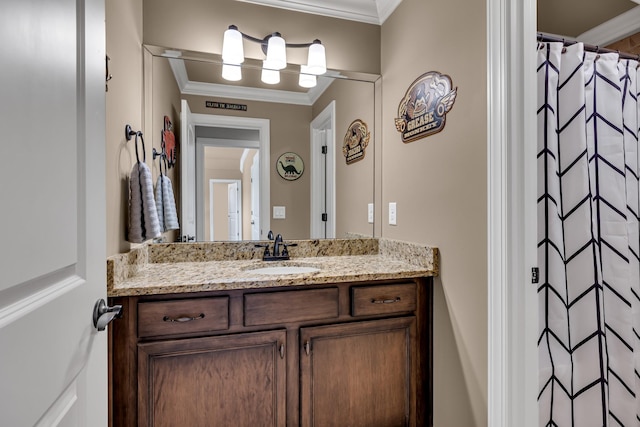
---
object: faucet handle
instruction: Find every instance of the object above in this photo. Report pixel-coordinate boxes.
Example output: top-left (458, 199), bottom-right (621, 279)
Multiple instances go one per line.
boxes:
top-left (268, 230), bottom-right (274, 240)
top-left (281, 243), bottom-right (297, 257)
top-left (254, 243), bottom-right (271, 257)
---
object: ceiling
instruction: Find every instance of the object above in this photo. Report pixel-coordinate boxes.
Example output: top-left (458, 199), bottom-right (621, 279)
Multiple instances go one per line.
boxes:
top-left (237, 0), bottom-right (640, 48)
top-left (537, 0), bottom-right (638, 39)
top-left (235, 0), bottom-right (403, 25)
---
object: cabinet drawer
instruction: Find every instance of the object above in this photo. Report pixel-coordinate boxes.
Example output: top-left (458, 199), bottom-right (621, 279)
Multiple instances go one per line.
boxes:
top-left (244, 288), bottom-right (339, 326)
top-left (138, 297), bottom-right (229, 338)
top-left (351, 283), bottom-right (417, 317)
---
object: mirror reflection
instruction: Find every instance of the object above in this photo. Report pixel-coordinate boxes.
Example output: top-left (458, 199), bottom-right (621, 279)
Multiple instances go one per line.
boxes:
top-left (145, 45), bottom-right (378, 242)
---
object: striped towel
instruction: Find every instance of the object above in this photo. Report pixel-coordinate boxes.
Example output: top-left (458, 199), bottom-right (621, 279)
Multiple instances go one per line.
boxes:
top-left (128, 161), bottom-right (161, 243)
top-left (155, 174), bottom-right (180, 231)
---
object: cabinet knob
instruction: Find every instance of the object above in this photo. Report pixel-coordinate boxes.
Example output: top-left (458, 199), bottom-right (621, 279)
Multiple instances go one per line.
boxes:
top-left (279, 344), bottom-right (285, 359)
top-left (304, 340), bottom-right (310, 356)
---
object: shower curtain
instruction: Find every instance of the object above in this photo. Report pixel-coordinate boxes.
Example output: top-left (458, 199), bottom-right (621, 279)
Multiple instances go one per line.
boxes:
top-left (537, 42), bottom-right (640, 426)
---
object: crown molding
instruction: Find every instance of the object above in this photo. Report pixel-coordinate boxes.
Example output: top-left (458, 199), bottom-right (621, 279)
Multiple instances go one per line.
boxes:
top-left (168, 57), bottom-right (335, 106)
top-left (234, 0), bottom-right (402, 25)
top-left (376, 0), bottom-right (403, 23)
top-left (578, 5), bottom-right (640, 46)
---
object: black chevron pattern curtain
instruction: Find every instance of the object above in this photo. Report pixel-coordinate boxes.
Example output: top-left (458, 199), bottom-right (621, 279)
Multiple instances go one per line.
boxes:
top-left (538, 42), bottom-right (640, 426)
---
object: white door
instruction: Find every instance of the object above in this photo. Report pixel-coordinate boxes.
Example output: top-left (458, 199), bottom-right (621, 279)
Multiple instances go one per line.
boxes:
top-left (180, 99), bottom-right (196, 241)
top-left (227, 181), bottom-right (240, 241)
top-left (251, 153), bottom-right (261, 240)
top-left (310, 102), bottom-right (336, 239)
top-left (0, 0), bottom-right (107, 426)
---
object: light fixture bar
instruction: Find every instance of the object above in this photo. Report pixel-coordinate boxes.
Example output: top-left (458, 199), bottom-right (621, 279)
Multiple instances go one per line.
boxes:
top-left (221, 25), bottom-right (327, 86)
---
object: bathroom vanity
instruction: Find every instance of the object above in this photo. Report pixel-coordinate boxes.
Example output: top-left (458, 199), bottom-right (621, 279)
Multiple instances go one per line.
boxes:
top-left (107, 239), bottom-right (438, 427)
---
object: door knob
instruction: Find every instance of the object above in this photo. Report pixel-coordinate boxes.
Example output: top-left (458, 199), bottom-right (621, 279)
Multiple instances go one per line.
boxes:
top-left (92, 299), bottom-right (122, 331)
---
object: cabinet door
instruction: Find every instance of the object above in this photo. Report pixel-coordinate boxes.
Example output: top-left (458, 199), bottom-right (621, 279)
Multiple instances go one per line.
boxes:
top-left (138, 330), bottom-right (287, 427)
top-left (300, 317), bottom-right (416, 427)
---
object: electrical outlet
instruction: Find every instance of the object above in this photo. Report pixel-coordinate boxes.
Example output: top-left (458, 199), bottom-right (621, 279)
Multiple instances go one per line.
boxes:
top-left (368, 203), bottom-right (374, 223)
top-left (389, 202), bottom-right (397, 225)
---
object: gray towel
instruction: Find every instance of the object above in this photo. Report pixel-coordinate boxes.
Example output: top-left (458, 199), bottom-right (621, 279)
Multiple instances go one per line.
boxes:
top-left (155, 174), bottom-right (180, 231)
top-left (128, 161), bottom-right (161, 243)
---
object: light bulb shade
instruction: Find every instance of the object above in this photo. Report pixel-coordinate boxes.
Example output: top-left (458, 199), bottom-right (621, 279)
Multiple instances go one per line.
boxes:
top-left (265, 35), bottom-right (287, 70)
top-left (299, 65), bottom-right (317, 88)
top-left (222, 26), bottom-right (244, 65)
top-left (306, 41), bottom-right (326, 75)
top-left (261, 61), bottom-right (280, 84)
top-left (222, 63), bottom-right (242, 81)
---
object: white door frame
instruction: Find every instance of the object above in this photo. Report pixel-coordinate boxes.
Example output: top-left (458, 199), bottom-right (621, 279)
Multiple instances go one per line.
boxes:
top-left (180, 100), bottom-right (196, 241)
top-left (251, 152), bottom-right (261, 240)
top-left (310, 101), bottom-right (336, 239)
top-left (487, 0), bottom-right (538, 425)
top-left (181, 110), bottom-right (270, 241)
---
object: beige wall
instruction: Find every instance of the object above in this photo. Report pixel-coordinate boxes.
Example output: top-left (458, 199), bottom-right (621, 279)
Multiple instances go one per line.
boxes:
top-left (382, 0), bottom-right (488, 425)
top-left (106, 0), bottom-right (143, 255)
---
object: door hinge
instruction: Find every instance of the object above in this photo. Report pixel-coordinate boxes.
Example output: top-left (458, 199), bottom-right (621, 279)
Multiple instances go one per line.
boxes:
top-left (321, 213), bottom-right (328, 222)
top-left (321, 145), bottom-right (327, 154)
top-left (531, 267), bottom-right (539, 284)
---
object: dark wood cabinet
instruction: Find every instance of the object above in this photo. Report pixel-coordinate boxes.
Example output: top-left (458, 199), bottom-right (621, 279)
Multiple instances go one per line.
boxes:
top-left (300, 317), bottom-right (416, 427)
top-left (137, 330), bottom-right (286, 427)
top-left (109, 279), bottom-right (432, 427)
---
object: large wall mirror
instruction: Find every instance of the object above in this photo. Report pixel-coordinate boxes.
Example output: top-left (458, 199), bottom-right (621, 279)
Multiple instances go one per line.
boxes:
top-left (144, 45), bottom-right (379, 242)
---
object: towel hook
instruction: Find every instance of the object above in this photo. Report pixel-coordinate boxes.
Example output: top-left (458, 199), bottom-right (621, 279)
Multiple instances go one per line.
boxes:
top-left (125, 124), bottom-right (140, 141)
top-left (152, 147), bottom-right (165, 160)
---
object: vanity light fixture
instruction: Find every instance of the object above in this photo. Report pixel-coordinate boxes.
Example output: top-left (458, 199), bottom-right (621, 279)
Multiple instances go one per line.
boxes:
top-left (221, 63), bottom-right (242, 81)
top-left (261, 62), bottom-right (280, 85)
top-left (298, 65), bottom-right (316, 88)
top-left (221, 24), bottom-right (327, 86)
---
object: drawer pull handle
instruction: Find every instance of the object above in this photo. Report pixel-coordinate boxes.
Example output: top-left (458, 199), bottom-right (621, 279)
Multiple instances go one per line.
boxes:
top-left (162, 313), bottom-right (205, 323)
top-left (371, 297), bottom-right (401, 304)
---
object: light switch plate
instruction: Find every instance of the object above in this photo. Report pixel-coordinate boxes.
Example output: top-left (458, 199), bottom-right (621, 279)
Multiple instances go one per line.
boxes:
top-left (368, 203), bottom-right (374, 223)
top-left (273, 206), bottom-right (286, 219)
top-left (389, 202), bottom-right (397, 225)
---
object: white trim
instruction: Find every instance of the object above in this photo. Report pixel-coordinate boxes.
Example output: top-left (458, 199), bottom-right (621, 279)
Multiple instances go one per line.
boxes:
top-left (34, 380), bottom-right (78, 427)
top-left (240, 148), bottom-right (249, 173)
top-left (578, 6), bottom-right (640, 46)
top-left (487, 0), bottom-right (538, 425)
top-left (234, 0), bottom-right (394, 24)
top-left (209, 180), bottom-right (215, 241)
top-left (376, 0), bottom-right (403, 24)
top-left (0, 269), bottom-right (84, 329)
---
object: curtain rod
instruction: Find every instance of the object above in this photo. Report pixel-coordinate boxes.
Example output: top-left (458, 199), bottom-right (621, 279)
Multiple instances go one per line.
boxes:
top-left (537, 32), bottom-right (640, 61)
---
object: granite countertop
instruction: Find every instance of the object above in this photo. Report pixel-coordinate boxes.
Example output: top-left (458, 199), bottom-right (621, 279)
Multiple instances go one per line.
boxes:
top-left (107, 238), bottom-right (439, 297)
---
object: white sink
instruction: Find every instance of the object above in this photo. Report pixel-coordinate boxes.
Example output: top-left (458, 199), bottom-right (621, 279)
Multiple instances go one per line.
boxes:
top-left (247, 266), bottom-right (320, 275)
